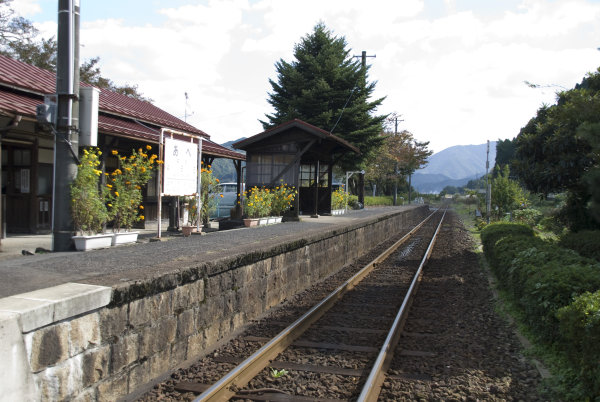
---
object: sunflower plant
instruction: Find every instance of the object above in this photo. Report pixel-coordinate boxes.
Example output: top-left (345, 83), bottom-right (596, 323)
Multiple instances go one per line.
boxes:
top-left (106, 146), bottom-right (160, 232)
top-left (243, 186), bottom-right (273, 218)
top-left (331, 186), bottom-right (348, 210)
top-left (70, 148), bottom-right (109, 236)
top-left (270, 182), bottom-right (296, 216)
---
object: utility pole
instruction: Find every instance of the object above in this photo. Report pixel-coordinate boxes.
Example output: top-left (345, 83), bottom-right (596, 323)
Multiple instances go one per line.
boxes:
top-left (354, 51), bottom-right (376, 208)
top-left (52, 0), bottom-right (80, 251)
top-left (392, 116), bottom-right (403, 206)
top-left (486, 140), bottom-right (491, 224)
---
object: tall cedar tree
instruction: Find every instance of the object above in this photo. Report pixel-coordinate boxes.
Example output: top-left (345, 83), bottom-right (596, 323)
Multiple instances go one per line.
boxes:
top-left (261, 23), bottom-right (386, 171)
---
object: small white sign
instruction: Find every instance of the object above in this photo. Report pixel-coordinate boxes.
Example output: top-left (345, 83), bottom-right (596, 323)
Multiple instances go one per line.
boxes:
top-left (163, 138), bottom-right (197, 196)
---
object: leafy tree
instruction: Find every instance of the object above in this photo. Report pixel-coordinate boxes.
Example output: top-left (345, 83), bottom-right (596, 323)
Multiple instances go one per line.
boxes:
top-left (491, 165), bottom-right (526, 220)
top-left (261, 23), bottom-right (386, 171)
top-left (495, 137), bottom-right (516, 169)
top-left (513, 68), bottom-right (600, 230)
top-left (364, 113), bottom-right (431, 203)
top-left (442, 185), bottom-right (460, 195)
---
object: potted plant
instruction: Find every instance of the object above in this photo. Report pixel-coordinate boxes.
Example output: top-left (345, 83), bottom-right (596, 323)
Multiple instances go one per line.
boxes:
top-left (270, 182), bottom-right (296, 222)
top-left (243, 186), bottom-right (273, 226)
top-left (107, 146), bottom-right (160, 245)
top-left (331, 185), bottom-right (348, 215)
top-left (70, 148), bottom-right (112, 251)
top-left (182, 194), bottom-right (201, 236)
top-left (198, 163), bottom-right (223, 227)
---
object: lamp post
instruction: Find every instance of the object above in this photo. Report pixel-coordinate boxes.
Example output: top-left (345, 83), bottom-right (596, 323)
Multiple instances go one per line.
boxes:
top-left (345, 170), bottom-right (365, 212)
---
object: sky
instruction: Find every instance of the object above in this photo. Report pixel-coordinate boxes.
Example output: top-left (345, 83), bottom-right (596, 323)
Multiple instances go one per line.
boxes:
top-left (12, 0), bottom-right (600, 153)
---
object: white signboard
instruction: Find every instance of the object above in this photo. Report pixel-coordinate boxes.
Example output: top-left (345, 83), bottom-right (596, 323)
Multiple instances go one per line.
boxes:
top-left (163, 137), bottom-right (198, 196)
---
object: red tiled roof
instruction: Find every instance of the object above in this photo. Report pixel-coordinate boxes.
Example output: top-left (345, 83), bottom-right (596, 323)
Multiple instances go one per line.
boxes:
top-left (0, 54), bottom-right (244, 160)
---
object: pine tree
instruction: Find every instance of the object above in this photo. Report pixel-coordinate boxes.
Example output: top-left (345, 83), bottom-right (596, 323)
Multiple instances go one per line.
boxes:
top-left (261, 23), bottom-right (386, 170)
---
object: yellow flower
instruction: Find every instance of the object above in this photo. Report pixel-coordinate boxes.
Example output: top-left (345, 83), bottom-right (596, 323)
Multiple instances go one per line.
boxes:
top-left (140, 166), bottom-right (146, 173)
top-left (112, 150), bottom-right (118, 155)
top-left (215, 178), bottom-right (220, 183)
top-left (106, 184), bottom-right (113, 188)
top-left (115, 191), bottom-right (119, 197)
top-left (220, 194), bottom-right (224, 198)
top-left (146, 145), bottom-right (152, 150)
top-left (139, 205), bottom-right (144, 209)
top-left (140, 215), bottom-right (145, 220)
top-left (121, 156), bottom-right (126, 160)
top-left (125, 181), bottom-right (131, 185)
top-left (83, 149), bottom-right (89, 155)
top-left (107, 203), bottom-right (112, 207)
top-left (157, 160), bottom-right (164, 164)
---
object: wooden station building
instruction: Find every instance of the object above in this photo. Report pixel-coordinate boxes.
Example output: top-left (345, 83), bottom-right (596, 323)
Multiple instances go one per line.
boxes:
top-left (0, 54), bottom-right (245, 234)
top-left (234, 119), bottom-right (360, 218)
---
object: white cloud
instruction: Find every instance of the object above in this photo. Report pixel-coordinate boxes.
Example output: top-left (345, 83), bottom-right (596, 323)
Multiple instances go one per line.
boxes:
top-left (18, 0), bottom-right (600, 153)
top-left (5, 0), bottom-right (41, 17)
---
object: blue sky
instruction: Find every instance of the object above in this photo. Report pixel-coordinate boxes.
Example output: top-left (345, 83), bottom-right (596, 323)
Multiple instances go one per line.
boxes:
top-left (14, 0), bottom-right (600, 153)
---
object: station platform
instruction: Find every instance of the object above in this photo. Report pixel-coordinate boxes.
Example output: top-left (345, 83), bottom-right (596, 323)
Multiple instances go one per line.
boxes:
top-left (0, 207), bottom-right (417, 298)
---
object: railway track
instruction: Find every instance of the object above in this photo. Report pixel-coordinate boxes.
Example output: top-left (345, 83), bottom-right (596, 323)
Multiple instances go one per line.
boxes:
top-left (162, 208), bottom-right (447, 401)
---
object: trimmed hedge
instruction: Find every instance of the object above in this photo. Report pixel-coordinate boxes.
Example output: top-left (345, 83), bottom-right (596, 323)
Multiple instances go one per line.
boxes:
top-left (559, 230), bottom-right (600, 262)
top-left (556, 291), bottom-right (600, 398)
top-left (480, 222), bottom-right (534, 264)
top-left (481, 223), bottom-right (600, 399)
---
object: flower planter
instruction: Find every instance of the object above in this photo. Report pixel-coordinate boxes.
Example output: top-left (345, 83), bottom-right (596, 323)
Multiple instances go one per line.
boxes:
top-left (243, 218), bottom-right (259, 227)
top-left (181, 225), bottom-right (197, 237)
top-left (332, 209), bottom-right (346, 215)
top-left (72, 233), bottom-right (114, 251)
top-left (258, 217), bottom-right (269, 226)
top-left (112, 231), bottom-right (139, 246)
top-left (267, 217), bottom-right (277, 225)
top-left (274, 216), bottom-right (283, 223)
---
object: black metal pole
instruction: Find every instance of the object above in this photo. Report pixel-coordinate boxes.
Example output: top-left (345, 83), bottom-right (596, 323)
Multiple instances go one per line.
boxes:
top-left (52, 0), bottom-right (79, 251)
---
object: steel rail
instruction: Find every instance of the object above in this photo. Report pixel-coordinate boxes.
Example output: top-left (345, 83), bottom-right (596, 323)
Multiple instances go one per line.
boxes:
top-left (357, 208), bottom-right (447, 402)
top-left (193, 209), bottom-right (437, 402)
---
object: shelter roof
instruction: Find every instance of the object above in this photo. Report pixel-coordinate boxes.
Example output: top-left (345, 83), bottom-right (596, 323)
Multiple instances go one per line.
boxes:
top-left (0, 54), bottom-right (244, 161)
top-left (233, 119), bottom-right (360, 154)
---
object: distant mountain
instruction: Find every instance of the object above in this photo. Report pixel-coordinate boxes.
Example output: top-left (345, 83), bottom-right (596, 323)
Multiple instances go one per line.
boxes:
top-left (211, 137), bottom-right (246, 183)
top-left (412, 142), bottom-right (496, 193)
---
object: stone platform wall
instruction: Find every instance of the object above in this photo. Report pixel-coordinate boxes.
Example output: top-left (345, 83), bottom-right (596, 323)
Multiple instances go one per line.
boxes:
top-left (4, 206), bottom-right (429, 401)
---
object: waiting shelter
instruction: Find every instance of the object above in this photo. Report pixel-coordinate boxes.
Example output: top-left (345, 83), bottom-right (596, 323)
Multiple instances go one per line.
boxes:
top-left (234, 119), bottom-right (360, 218)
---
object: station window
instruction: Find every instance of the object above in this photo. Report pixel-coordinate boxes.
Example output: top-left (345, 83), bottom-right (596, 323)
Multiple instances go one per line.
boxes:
top-left (299, 164), bottom-right (328, 188)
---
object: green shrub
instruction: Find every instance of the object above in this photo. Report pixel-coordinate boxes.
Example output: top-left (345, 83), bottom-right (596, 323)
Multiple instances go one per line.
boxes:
top-left (559, 230), bottom-right (600, 262)
top-left (512, 208), bottom-right (543, 226)
top-left (364, 196), bottom-right (393, 206)
top-left (556, 290), bottom-right (600, 398)
top-left (480, 222), bottom-right (534, 261)
top-left (537, 215), bottom-right (564, 234)
top-left (348, 195), bottom-right (360, 209)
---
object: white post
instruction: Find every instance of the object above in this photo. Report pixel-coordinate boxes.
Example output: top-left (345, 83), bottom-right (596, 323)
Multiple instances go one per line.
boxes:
top-left (196, 138), bottom-right (203, 232)
top-left (345, 171), bottom-right (349, 212)
top-left (157, 129), bottom-right (164, 238)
